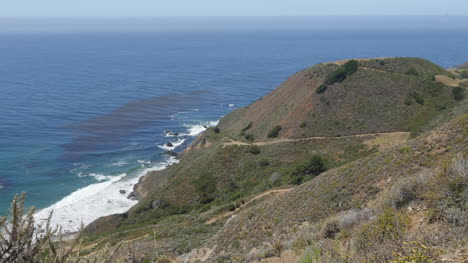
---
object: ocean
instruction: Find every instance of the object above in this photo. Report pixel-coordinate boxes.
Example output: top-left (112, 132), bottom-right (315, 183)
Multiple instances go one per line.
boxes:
top-left (1, 19), bottom-right (468, 231)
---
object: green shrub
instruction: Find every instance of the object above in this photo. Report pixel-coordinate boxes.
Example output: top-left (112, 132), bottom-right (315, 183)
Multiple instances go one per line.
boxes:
top-left (405, 67), bottom-right (419, 76)
top-left (410, 91), bottom-right (424, 105)
top-left (325, 68), bottom-right (347, 85)
top-left (324, 60), bottom-right (359, 86)
top-left (290, 155), bottom-right (327, 185)
top-left (267, 125), bottom-right (282, 138)
top-left (452, 86), bottom-right (465, 101)
top-left (343, 60), bottom-right (359, 75)
top-left (213, 127), bottom-right (220, 133)
top-left (315, 84), bottom-right (328, 94)
top-left (404, 96), bottom-right (413, 106)
top-left (355, 208), bottom-right (409, 261)
top-left (193, 174), bottom-right (217, 204)
top-left (245, 145), bottom-right (261, 155)
top-left (300, 122), bottom-right (307, 128)
top-left (244, 133), bottom-right (255, 141)
top-left (258, 159), bottom-right (270, 167)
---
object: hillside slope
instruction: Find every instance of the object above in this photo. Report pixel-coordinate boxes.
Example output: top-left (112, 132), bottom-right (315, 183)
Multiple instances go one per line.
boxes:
top-left (81, 58), bottom-right (467, 262)
top-left (219, 57), bottom-right (452, 140)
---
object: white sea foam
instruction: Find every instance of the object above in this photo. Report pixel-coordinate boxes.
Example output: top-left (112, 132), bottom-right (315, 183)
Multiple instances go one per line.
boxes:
top-left (110, 160), bottom-right (128, 167)
top-left (181, 120), bottom-right (219, 136)
top-left (34, 157), bottom-right (179, 233)
top-left (137, 160), bottom-right (150, 164)
top-left (158, 138), bottom-right (186, 151)
top-left (228, 104), bottom-right (235, 107)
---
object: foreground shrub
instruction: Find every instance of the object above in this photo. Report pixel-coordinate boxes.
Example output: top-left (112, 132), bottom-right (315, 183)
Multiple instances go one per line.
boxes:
top-left (355, 208), bottom-right (409, 262)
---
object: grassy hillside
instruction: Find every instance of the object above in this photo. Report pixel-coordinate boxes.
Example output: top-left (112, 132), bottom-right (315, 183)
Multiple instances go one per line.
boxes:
top-left (219, 57), bottom-right (456, 140)
top-left (73, 58), bottom-right (467, 262)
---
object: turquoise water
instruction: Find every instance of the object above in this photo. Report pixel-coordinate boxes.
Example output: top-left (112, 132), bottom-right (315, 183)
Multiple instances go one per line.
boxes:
top-left (1, 27), bottom-right (468, 230)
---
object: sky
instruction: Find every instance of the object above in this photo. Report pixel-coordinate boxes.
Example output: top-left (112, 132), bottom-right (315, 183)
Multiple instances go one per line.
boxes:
top-left (2, 0), bottom-right (468, 17)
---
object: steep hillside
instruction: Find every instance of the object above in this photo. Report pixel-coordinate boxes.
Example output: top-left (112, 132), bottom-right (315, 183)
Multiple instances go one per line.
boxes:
top-left (188, 114), bottom-right (467, 262)
top-left (219, 57), bottom-right (453, 140)
top-left (80, 58), bottom-right (467, 262)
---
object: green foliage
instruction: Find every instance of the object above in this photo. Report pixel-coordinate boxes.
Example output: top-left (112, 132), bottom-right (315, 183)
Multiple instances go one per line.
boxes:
top-left (404, 96), bottom-right (413, 106)
top-left (258, 159), bottom-right (270, 167)
top-left (193, 174), bottom-right (217, 204)
top-left (410, 91), bottom-right (424, 105)
top-left (240, 122), bottom-right (254, 141)
top-left (391, 242), bottom-right (434, 263)
top-left (267, 125), bottom-right (282, 138)
top-left (324, 68), bottom-right (347, 85)
top-left (452, 86), bottom-right (465, 101)
top-left (315, 84), bottom-right (328, 94)
top-left (405, 67), bottom-right (419, 76)
top-left (324, 60), bottom-right (359, 86)
top-left (343, 60), bottom-right (359, 75)
top-left (245, 145), bottom-right (261, 155)
top-left (244, 133), bottom-right (255, 141)
top-left (0, 193), bottom-right (87, 263)
top-left (300, 122), bottom-right (307, 128)
top-left (355, 208), bottom-right (409, 261)
top-left (213, 127), bottom-right (220, 133)
top-left (290, 155), bottom-right (327, 185)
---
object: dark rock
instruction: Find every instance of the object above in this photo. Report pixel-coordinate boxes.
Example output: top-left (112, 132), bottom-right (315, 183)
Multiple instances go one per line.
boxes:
top-left (165, 151), bottom-right (178, 157)
top-left (119, 190), bottom-right (126, 195)
top-left (203, 125), bottom-right (208, 128)
top-left (127, 191), bottom-right (137, 200)
top-left (166, 142), bottom-right (174, 147)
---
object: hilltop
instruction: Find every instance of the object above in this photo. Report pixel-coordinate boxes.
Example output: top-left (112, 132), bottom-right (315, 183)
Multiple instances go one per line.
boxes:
top-left (2, 57), bottom-right (465, 263)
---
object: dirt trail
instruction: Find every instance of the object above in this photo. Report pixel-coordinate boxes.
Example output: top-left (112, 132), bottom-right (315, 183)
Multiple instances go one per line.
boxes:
top-left (223, 132), bottom-right (410, 148)
top-left (205, 188), bottom-right (293, 224)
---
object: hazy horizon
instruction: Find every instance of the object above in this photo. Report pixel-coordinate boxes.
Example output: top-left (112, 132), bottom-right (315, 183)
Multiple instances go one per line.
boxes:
top-left (1, 16), bottom-right (468, 34)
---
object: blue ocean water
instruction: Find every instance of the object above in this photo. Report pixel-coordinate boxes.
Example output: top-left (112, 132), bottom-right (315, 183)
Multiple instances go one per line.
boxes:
top-left (1, 27), bottom-right (468, 229)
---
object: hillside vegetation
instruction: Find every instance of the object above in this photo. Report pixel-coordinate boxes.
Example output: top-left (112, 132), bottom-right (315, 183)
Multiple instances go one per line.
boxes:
top-left (2, 57), bottom-right (466, 263)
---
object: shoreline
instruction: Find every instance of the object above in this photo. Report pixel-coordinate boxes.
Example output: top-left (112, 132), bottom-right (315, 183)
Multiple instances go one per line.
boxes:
top-left (32, 121), bottom-right (219, 233)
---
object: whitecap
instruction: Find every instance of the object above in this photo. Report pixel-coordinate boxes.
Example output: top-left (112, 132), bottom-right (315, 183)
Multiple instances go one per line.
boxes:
top-left (109, 160), bottom-right (128, 167)
top-left (157, 138), bottom-right (186, 151)
top-left (180, 120), bottom-right (219, 137)
top-left (228, 104), bottom-right (235, 107)
top-left (34, 157), bottom-right (179, 233)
